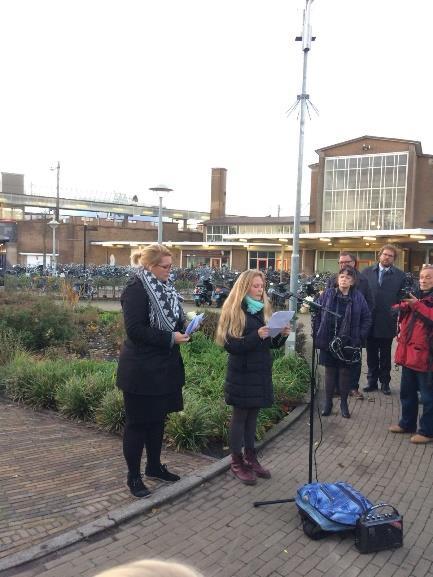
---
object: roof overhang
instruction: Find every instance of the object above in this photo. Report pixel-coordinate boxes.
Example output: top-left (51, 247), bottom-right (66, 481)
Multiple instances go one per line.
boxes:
top-left (223, 228), bottom-right (433, 241)
top-left (90, 241), bottom-right (283, 248)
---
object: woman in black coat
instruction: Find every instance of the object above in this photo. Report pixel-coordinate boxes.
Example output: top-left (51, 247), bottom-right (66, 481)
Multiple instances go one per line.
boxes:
top-left (313, 267), bottom-right (371, 419)
top-left (216, 270), bottom-right (290, 485)
top-left (116, 244), bottom-right (190, 498)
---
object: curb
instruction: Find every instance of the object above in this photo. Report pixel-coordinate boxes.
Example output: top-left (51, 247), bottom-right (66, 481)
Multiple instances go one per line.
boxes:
top-left (0, 403), bottom-right (308, 572)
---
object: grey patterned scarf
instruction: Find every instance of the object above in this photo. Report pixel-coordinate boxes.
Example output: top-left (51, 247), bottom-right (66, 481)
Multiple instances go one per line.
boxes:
top-left (135, 267), bottom-right (182, 331)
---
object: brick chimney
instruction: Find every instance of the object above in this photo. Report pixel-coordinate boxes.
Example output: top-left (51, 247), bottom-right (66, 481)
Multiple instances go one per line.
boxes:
top-left (210, 168), bottom-right (227, 219)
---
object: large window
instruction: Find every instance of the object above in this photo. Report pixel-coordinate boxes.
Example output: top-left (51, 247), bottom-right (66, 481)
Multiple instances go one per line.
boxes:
top-left (205, 223), bottom-right (309, 241)
top-left (322, 153), bottom-right (408, 232)
top-left (248, 251), bottom-right (276, 271)
top-left (205, 225), bottom-right (238, 242)
top-left (316, 251), bottom-right (377, 273)
top-left (238, 224), bottom-right (309, 235)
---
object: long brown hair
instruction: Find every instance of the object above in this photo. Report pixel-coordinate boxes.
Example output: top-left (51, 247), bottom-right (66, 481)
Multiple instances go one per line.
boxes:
top-left (215, 270), bottom-right (272, 346)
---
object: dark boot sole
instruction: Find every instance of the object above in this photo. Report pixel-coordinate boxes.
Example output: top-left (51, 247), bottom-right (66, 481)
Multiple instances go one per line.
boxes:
top-left (145, 473), bottom-right (180, 483)
top-left (231, 470), bottom-right (257, 485)
top-left (255, 472), bottom-right (271, 479)
top-left (129, 489), bottom-right (152, 498)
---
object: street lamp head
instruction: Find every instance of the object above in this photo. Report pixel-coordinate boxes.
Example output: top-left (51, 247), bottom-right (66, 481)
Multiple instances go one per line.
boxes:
top-left (149, 184), bottom-right (173, 193)
top-left (48, 219), bottom-right (60, 229)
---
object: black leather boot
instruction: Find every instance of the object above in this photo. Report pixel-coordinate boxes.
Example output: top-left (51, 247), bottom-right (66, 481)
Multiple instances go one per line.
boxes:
top-left (340, 398), bottom-right (350, 419)
top-left (321, 399), bottom-right (333, 417)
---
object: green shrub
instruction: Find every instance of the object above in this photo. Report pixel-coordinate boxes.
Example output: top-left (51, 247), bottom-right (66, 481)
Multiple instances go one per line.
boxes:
top-left (206, 399), bottom-right (231, 446)
top-left (56, 370), bottom-right (113, 419)
top-left (4, 355), bottom-right (116, 410)
top-left (4, 355), bottom-right (64, 408)
top-left (1, 351), bottom-right (36, 400)
top-left (56, 375), bottom-right (90, 418)
top-left (165, 392), bottom-right (213, 452)
top-left (199, 311), bottom-right (220, 341)
top-left (0, 327), bottom-right (26, 366)
top-left (0, 296), bottom-right (74, 350)
top-left (95, 388), bottom-right (125, 432)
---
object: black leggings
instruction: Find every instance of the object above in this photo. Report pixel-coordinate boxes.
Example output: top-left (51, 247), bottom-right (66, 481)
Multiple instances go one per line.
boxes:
top-left (230, 407), bottom-right (260, 454)
top-left (123, 421), bottom-right (165, 477)
top-left (324, 366), bottom-right (353, 402)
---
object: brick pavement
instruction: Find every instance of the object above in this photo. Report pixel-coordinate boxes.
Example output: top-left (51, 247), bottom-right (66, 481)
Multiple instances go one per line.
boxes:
top-left (6, 360), bottom-right (433, 577)
top-left (0, 400), bottom-right (212, 562)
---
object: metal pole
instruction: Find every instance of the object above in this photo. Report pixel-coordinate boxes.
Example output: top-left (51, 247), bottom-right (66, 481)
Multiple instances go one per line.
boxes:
top-left (55, 161), bottom-right (60, 221)
top-left (289, 0), bottom-right (315, 311)
top-left (52, 226), bottom-right (57, 275)
top-left (280, 244), bottom-right (285, 282)
top-left (158, 196), bottom-right (163, 243)
top-left (83, 224), bottom-right (87, 271)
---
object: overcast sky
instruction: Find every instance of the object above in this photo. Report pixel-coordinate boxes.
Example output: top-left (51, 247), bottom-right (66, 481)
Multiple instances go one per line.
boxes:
top-left (1, 0), bottom-right (432, 217)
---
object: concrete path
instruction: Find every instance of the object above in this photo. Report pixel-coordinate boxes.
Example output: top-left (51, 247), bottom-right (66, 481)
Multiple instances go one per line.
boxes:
top-left (4, 358), bottom-right (433, 577)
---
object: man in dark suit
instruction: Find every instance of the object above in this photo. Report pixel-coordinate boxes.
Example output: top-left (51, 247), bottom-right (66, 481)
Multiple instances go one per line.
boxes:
top-left (326, 252), bottom-right (374, 399)
top-left (361, 244), bottom-right (406, 395)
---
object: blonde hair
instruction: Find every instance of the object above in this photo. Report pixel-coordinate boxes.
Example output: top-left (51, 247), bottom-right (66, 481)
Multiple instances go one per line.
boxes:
top-left (131, 243), bottom-right (172, 268)
top-left (215, 270), bottom-right (271, 346)
top-left (93, 559), bottom-right (204, 577)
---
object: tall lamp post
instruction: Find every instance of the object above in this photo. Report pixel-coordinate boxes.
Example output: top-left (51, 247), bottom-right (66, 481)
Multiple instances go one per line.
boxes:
top-left (48, 218), bottom-right (59, 275)
top-left (48, 161), bottom-right (61, 274)
top-left (288, 0), bottom-right (316, 311)
top-left (149, 184), bottom-right (173, 243)
top-left (50, 161), bottom-right (60, 221)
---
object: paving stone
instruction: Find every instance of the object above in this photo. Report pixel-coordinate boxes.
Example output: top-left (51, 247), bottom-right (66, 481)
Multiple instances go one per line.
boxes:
top-left (4, 340), bottom-right (433, 577)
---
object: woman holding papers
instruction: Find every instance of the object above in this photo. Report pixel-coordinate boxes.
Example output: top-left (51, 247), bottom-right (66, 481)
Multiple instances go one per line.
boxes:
top-left (116, 244), bottom-right (189, 498)
top-left (313, 266), bottom-right (371, 419)
top-left (216, 270), bottom-right (291, 485)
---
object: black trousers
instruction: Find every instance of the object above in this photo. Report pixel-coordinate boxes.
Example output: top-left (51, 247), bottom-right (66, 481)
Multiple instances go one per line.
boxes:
top-left (366, 337), bottom-right (393, 387)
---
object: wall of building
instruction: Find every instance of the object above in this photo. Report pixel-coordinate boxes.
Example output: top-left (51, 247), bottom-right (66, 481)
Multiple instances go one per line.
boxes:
top-left (15, 218), bottom-right (202, 266)
top-left (310, 138), bottom-right (432, 235)
top-left (231, 249), bottom-right (248, 271)
top-left (414, 156), bottom-right (433, 229)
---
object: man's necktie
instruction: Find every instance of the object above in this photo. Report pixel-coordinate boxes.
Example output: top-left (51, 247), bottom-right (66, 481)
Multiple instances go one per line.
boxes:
top-left (378, 268), bottom-right (385, 285)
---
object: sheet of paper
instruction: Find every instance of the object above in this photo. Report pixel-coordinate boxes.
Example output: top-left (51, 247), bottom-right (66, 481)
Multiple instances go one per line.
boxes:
top-left (266, 310), bottom-right (294, 337)
top-left (185, 313), bottom-right (205, 335)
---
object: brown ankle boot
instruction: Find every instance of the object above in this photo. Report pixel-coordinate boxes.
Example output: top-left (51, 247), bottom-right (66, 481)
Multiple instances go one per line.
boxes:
top-left (230, 453), bottom-right (257, 485)
top-left (244, 448), bottom-right (271, 479)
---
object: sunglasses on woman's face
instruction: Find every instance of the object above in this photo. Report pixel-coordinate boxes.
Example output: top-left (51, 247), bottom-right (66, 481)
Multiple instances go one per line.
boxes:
top-left (156, 264), bottom-right (172, 270)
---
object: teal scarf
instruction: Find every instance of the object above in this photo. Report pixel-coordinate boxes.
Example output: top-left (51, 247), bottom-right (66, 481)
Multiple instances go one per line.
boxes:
top-left (244, 295), bottom-right (264, 314)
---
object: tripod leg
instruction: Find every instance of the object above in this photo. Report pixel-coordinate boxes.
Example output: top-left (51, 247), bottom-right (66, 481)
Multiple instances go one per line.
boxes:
top-left (253, 498), bottom-right (295, 507)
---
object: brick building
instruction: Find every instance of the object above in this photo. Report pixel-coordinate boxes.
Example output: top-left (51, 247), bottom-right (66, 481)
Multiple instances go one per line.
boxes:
top-left (1, 135), bottom-right (432, 272)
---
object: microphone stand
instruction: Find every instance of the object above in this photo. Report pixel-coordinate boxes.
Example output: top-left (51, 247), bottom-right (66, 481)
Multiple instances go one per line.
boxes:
top-left (253, 295), bottom-right (341, 508)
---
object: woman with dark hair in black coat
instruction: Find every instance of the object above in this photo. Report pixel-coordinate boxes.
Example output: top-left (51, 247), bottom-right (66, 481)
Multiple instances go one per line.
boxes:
top-left (116, 244), bottom-right (190, 498)
top-left (314, 267), bottom-right (371, 419)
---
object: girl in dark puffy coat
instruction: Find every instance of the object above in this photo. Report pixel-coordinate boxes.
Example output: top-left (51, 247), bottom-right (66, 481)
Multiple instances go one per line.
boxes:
top-left (313, 267), bottom-right (371, 419)
top-left (216, 270), bottom-right (291, 485)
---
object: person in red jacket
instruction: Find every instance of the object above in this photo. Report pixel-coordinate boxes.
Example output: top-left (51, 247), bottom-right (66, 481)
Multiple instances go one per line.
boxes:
top-left (389, 265), bottom-right (433, 444)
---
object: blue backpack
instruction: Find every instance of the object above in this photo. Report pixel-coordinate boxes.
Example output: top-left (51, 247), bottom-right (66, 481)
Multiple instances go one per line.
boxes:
top-left (296, 482), bottom-right (373, 539)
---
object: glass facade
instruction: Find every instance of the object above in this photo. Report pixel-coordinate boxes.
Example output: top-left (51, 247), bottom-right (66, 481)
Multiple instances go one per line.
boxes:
top-left (205, 225), bottom-right (238, 242)
top-left (205, 223), bottom-right (309, 241)
top-left (248, 251), bottom-right (276, 271)
top-left (322, 153), bottom-right (408, 232)
top-left (316, 251), bottom-right (377, 273)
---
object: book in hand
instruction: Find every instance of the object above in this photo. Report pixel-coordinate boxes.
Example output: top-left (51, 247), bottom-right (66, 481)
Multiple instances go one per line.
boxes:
top-left (185, 313), bottom-right (205, 335)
